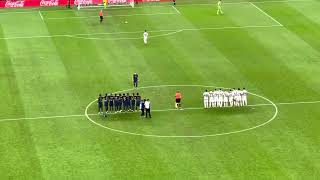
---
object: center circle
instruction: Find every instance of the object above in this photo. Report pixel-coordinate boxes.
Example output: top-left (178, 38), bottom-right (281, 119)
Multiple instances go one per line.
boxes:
top-left (85, 85), bottom-right (278, 138)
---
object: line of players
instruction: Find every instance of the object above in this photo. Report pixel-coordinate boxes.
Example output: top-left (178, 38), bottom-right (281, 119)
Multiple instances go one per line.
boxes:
top-left (98, 93), bottom-right (142, 114)
top-left (203, 88), bottom-right (248, 108)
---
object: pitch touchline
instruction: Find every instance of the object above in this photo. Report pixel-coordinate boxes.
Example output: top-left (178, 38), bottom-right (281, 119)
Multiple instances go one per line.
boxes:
top-left (0, 100), bottom-right (319, 123)
top-left (0, 25), bottom-right (282, 40)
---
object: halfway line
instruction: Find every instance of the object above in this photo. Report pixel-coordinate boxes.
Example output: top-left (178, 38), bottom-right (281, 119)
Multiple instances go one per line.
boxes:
top-left (0, 100), bottom-right (319, 123)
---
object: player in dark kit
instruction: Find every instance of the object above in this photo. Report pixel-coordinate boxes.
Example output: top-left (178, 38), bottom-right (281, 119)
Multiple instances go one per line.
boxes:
top-left (135, 93), bottom-right (141, 111)
top-left (114, 95), bottom-right (119, 112)
top-left (127, 93), bottom-right (132, 111)
top-left (98, 94), bottom-right (103, 114)
top-left (109, 94), bottom-right (114, 111)
top-left (140, 99), bottom-right (145, 116)
top-left (104, 94), bottom-right (109, 116)
top-left (123, 95), bottom-right (128, 111)
top-left (131, 93), bottom-right (136, 111)
top-left (104, 94), bottom-right (109, 109)
top-left (119, 95), bottom-right (123, 112)
top-left (133, 73), bottom-right (138, 88)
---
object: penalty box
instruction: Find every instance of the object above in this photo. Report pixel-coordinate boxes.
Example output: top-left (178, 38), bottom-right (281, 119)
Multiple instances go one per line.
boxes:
top-left (176, 2), bottom-right (282, 28)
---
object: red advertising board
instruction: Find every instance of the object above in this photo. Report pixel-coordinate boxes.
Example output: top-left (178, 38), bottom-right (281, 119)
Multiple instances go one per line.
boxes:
top-left (0, 0), bottom-right (169, 8)
top-left (0, 0), bottom-right (73, 8)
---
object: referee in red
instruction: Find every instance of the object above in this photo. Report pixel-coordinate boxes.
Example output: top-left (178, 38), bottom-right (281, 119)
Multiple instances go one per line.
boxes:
top-left (99, 9), bottom-right (104, 23)
top-left (175, 91), bottom-right (182, 109)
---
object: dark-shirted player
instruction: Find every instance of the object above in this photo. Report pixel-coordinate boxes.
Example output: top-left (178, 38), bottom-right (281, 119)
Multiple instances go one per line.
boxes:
top-left (123, 95), bottom-right (128, 111)
top-left (135, 93), bottom-right (141, 111)
top-left (98, 94), bottom-right (103, 114)
top-left (131, 93), bottom-right (136, 111)
top-left (114, 95), bottom-right (119, 112)
top-left (109, 94), bottom-right (114, 112)
top-left (104, 94), bottom-right (109, 116)
top-left (127, 93), bottom-right (132, 111)
top-left (119, 95), bottom-right (123, 112)
top-left (140, 99), bottom-right (145, 116)
top-left (133, 73), bottom-right (138, 88)
top-left (104, 94), bottom-right (109, 111)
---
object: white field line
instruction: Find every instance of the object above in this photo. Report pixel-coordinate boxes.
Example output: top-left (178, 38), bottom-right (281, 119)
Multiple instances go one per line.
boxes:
top-left (250, 2), bottom-right (283, 26)
top-left (0, 24), bottom-right (282, 40)
top-left (0, 100), bottom-right (320, 123)
top-left (171, 5), bottom-right (181, 14)
top-left (0, 0), bottom-right (313, 15)
top-left (46, 12), bottom-right (177, 20)
top-left (75, 30), bottom-right (183, 40)
top-left (38, 11), bottom-right (44, 21)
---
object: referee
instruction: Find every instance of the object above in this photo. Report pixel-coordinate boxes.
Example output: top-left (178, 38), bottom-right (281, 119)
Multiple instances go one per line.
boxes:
top-left (175, 91), bottom-right (182, 109)
top-left (99, 10), bottom-right (103, 23)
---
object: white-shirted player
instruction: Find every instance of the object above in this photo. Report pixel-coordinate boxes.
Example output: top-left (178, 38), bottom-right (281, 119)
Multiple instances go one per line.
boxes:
top-left (241, 88), bottom-right (248, 106)
top-left (209, 90), bottom-right (214, 108)
top-left (228, 89), bottom-right (233, 107)
top-left (223, 90), bottom-right (229, 107)
top-left (213, 89), bottom-right (218, 107)
top-left (203, 90), bottom-right (209, 108)
top-left (218, 89), bottom-right (223, 107)
top-left (232, 88), bottom-right (237, 107)
top-left (143, 30), bottom-right (148, 45)
top-left (235, 88), bottom-right (242, 107)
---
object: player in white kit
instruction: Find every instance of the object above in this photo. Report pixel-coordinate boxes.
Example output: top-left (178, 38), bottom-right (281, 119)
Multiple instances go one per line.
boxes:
top-left (241, 88), bottom-right (248, 106)
top-left (228, 89), bottom-right (233, 107)
top-left (218, 89), bottom-right (223, 107)
top-left (203, 90), bottom-right (210, 108)
top-left (209, 90), bottom-right (214, 108)
top-left (223, 90), bottom-right (229, 107)
top-left (143, 30), bottom-right (148, 45)
top-left (236, 88), bottom-right (242, 107)
top-left (213, 89), bottom-right (218, 108)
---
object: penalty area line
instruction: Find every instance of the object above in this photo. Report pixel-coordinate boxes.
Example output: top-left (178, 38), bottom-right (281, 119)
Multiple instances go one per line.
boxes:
top-left (0, 100), bottom-right (320, 123)
top-left (250, 2), bottom-right (283, 26)
top-left (171, 5), bottom-right (181, 14)
top-left (38, 11), bottom-right (44, 21)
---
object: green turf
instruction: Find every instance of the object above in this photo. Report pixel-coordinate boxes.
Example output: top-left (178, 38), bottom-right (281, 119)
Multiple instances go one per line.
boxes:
top-left (0, 0), bottom-right (320, 179)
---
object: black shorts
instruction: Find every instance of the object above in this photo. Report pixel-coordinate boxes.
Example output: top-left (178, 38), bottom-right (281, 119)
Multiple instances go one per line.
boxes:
top-left (100, 16), bottom-right (103, 20)
top-left (176, 99), bottom-right (181, 103)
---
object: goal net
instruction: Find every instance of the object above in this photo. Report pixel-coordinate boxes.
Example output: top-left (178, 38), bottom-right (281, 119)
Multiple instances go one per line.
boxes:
top-left (75, 0), bottom-right (134, 9)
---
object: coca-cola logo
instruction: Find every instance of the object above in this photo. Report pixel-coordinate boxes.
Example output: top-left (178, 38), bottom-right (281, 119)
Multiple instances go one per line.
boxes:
top-left (40, 0), bottom-right (58, 6)
top-left (74, 0), bottom-right (92, 5)
top-left (108, 0), bottom-right (127, 4)
top-left (5, 0), bottom-right (25, 7)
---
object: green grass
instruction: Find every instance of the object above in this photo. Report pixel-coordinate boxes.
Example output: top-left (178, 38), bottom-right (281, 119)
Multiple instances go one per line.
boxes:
top-left (0, 0), bottom-right (320, 179)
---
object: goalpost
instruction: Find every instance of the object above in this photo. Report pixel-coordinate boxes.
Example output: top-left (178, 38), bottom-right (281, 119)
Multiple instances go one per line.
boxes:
top-left (75, 0), bottom-right (134, 9)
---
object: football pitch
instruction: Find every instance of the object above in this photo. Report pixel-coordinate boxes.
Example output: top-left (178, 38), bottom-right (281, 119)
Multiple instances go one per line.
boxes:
top-left (0, 0), bottom-right (320, 178)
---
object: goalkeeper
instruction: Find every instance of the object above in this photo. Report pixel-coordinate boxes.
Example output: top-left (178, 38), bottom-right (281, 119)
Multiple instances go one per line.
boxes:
top-left (217, 0), bottom-right (223, 15)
